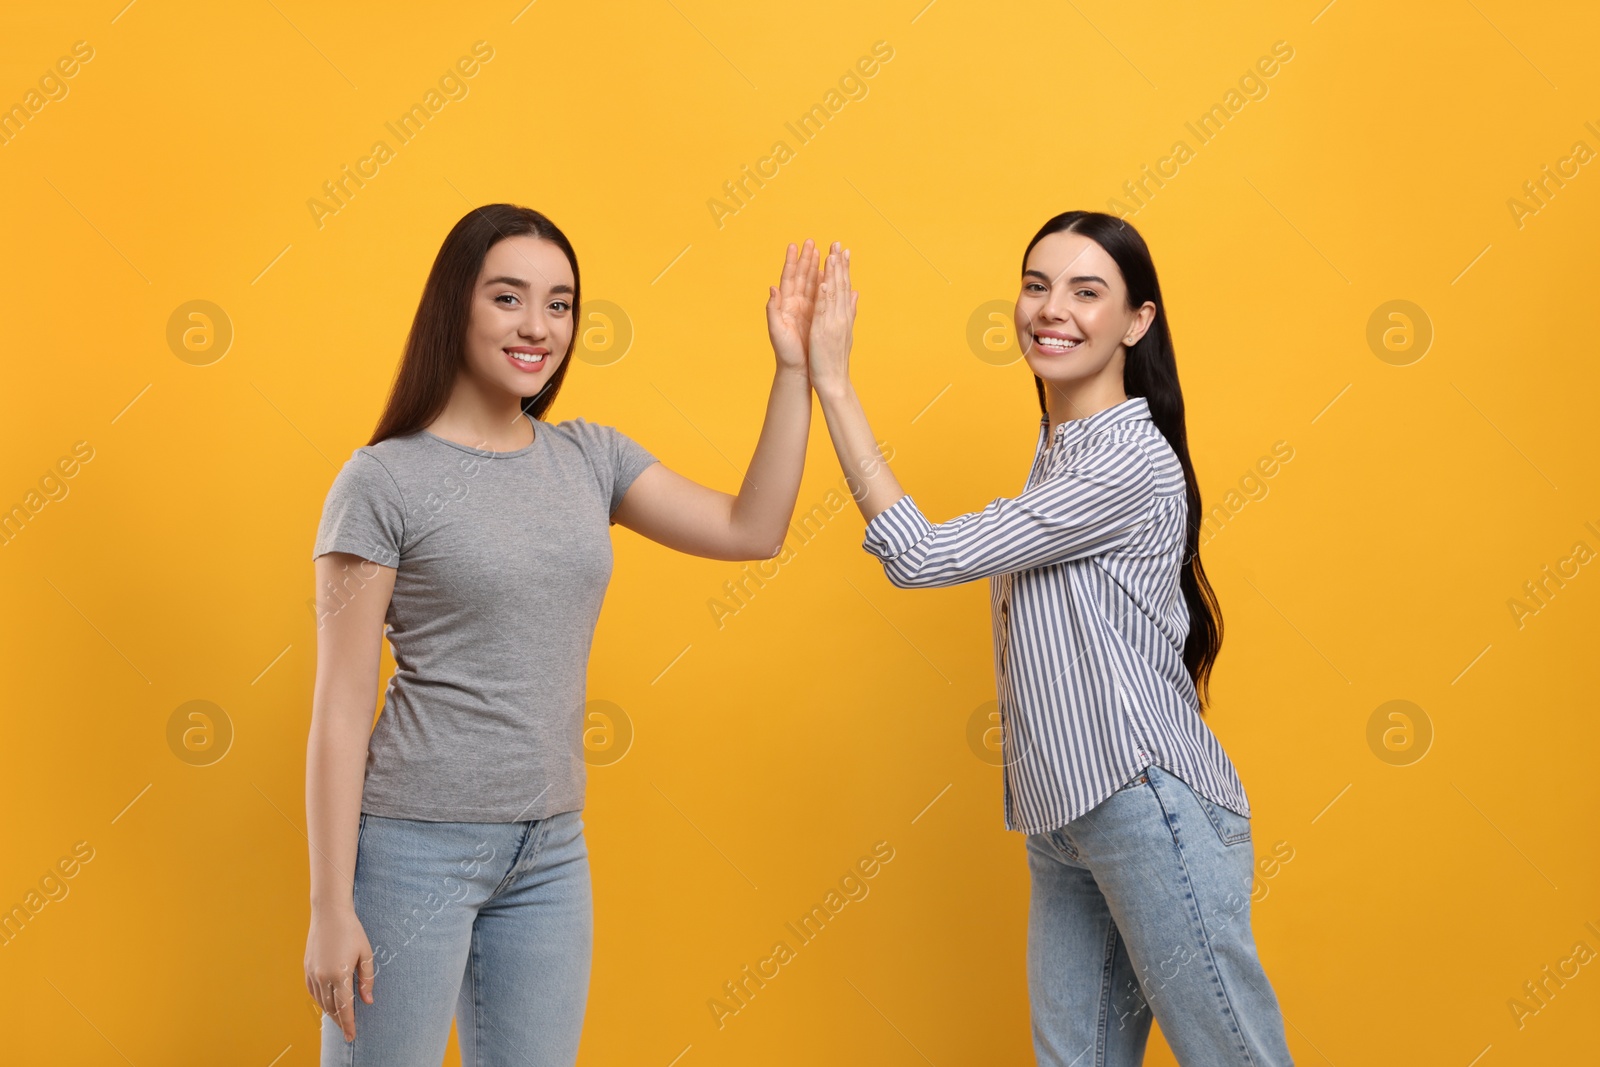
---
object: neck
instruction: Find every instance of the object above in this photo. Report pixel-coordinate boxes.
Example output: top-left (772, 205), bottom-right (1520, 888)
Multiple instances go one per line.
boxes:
top-left (1043, 377), bottom-right (1129, 438)
top-left (428, 375), bottom-right (534, 450)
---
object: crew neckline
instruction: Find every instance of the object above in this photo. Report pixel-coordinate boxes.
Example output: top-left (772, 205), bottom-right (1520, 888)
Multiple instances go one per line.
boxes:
top-left (420, 411), bottom-right (541, 458)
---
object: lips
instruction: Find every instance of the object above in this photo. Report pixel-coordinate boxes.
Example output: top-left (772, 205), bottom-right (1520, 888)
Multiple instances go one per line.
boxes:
top-left (1033, 331), bottom-right (1083, 352)
top-left (504, 347), bottom-right (548, 373)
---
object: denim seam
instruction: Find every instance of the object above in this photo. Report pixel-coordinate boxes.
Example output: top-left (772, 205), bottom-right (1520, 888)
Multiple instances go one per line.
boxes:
top-left (1095, 919), bottom-right (1119, 1067)
top-left (1148, 774), bottom-right (1260, 1067)
top-left (467, 922), bottom-right (483, 1066)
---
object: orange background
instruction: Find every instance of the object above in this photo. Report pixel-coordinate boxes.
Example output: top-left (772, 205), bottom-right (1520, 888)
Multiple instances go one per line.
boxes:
top-left (2, 1), bottom-right (1597, 1063)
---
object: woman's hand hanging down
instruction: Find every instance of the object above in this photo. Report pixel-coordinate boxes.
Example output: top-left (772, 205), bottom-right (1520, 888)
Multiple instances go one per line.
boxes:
top-left (305, 905), bottom-right (374, 1042)
top-left (765, 238), bottom-right (822, 376)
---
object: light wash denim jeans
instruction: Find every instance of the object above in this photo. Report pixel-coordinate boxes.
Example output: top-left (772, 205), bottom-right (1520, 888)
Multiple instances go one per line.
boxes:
top-left (1025, 764), bottom-right (1294, 1066)
top-left (321, 807), bottom-right (592, 1066)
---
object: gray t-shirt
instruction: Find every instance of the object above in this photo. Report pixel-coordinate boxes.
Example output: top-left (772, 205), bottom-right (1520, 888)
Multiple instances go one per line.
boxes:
top-left (312, 413), bottom-right (658, 822)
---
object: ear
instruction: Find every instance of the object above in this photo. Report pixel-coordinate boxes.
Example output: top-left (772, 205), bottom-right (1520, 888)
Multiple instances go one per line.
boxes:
top-left (1126, 301), bottom-right (1157, 345)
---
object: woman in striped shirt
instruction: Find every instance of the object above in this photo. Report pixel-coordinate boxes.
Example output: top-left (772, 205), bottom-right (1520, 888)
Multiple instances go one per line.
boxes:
top-left (806, 212), bottom-right (1295, 1066)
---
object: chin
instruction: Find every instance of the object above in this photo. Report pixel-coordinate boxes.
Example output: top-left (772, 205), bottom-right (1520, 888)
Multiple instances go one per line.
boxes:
top-left (1023, 357), bottom-right (1078, 382)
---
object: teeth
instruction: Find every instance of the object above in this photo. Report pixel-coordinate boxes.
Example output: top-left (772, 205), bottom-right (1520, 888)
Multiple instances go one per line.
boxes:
top-left (1037, 336), bottom-right (1080, 349)
top-left (509, 351), bottom-right (544, 363)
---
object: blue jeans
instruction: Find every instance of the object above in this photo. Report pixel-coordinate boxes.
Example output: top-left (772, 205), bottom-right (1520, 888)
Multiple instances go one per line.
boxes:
top-left (1025, 764), bottom-right (1294, 1066)
top-left (321, 808), bottom-right (592, 1065)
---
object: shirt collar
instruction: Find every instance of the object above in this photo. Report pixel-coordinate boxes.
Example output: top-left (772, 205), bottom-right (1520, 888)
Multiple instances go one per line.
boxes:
top-left (1040, 395), bottom-right (1152, 446)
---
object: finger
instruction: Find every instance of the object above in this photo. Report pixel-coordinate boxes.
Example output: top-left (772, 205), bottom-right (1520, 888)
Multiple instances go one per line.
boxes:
top-left (803, 242), bottom-right (822, 304)
top-left (309, 976), bottom-right (329, 1017)
top-left (332, 972), bottom-right (357, 1036)
top-left (777, 242), bottom-right (797, 299)
top-left (336, 982), bottom-right (357, 1040)
top-left (794, 239), bottom-right (817, 303)
top-left (840, 247), bottom-right (852, 305)
top-left (810, 255), bottom-right (832, 339)
top-left (357, 948), bottom-right (376, 1004)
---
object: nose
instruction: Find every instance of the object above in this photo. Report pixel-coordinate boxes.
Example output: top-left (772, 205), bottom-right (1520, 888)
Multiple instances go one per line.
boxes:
top-left (519, 303), bottom-right (550, 341)
top-left (1039, 288), bottom-right (1071, 323)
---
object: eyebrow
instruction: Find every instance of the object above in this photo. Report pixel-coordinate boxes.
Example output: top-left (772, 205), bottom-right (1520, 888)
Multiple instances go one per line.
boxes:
top-left (1023, 270), bottom-right (1109, 287)
top-left (483, 275), bottom-right (575, 295)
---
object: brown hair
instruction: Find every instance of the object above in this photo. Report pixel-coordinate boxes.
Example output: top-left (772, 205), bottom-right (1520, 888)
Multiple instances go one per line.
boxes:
top-left (1021, 211), bottom-right (1225, 711)
top-left (368, 203), bottom-right (581, 446)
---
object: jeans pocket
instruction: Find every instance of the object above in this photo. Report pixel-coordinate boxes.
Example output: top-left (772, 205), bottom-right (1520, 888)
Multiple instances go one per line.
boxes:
top-left (1028, 829), bottom-right (1081, 862)
top-left (357, 812), bottom-right (369, 848)
top-left (1198, 797), bottom-right (1251, 847)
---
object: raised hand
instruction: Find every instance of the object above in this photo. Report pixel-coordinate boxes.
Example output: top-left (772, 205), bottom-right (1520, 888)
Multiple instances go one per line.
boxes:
top-left (766, 239), bottom-right (821, 375)
top-left (806, 241), bottom-right (857, 397)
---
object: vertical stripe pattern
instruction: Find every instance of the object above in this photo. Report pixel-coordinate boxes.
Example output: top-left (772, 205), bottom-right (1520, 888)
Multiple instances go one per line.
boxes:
top-left (861, 396), bottom-right (1251, 835)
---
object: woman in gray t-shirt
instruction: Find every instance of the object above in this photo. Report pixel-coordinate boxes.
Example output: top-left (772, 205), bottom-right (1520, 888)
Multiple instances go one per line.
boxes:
top-left (305, 203), bottom-right (838, 1061)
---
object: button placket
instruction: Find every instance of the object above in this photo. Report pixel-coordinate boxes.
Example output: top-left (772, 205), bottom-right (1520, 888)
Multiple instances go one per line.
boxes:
top-left (995, 573), bottom-right (1015, 736)
top-left (998, 573), bottom-right (1013, 656)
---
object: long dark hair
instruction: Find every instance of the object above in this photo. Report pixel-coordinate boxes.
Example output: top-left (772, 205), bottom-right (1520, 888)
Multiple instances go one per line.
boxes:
top-left (368, 203), bottom-right (581, 446)
top-left (1020, 211), bottom-right (1224, 710)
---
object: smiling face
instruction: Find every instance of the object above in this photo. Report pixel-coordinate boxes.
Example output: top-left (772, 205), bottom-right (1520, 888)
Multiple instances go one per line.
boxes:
top-left (1014, 230), bottom-right (1155, 404)
top-left (463, 234), bottom-right (576, 400)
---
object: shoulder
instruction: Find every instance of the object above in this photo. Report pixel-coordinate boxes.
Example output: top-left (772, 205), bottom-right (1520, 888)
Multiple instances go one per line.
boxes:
top-left (1057, 424), bottom-right (1176, 499)
top-left (328, 441), bottom-right (414, 498)
top-left (543, 416), bottom-right (652, 460)
top-left (544, 416), bottom-right (621, 446)
top-left (1075, 423), bottom-right (1157, 472)
top-left (351, 441), bottom-right (408, 477)
top-left (1110, 422), bottom-right (1185, 494)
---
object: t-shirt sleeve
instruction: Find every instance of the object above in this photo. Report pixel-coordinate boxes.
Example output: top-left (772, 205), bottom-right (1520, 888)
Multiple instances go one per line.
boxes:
top-left (312, 451), bottom-right (407, 567)
top-left (566, 417), bottom-right (660, 515)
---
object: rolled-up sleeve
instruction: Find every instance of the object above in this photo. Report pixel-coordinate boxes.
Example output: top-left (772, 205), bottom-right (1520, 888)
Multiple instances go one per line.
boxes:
top-left (860, 438), bottom-right (1156, 588)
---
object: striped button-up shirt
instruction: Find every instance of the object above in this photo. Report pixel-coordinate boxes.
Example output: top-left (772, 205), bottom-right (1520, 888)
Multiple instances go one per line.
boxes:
top-left (861, 395), bottom-right (1250, 835)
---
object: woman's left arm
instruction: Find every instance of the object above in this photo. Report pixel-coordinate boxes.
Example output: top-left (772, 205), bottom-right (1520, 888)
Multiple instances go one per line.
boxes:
top-left (611, 240), bottom-right (823, 561)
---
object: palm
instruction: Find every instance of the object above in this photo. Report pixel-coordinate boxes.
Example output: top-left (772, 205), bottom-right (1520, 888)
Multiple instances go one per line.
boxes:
top-left (766, 240), bottom-right (820, 372)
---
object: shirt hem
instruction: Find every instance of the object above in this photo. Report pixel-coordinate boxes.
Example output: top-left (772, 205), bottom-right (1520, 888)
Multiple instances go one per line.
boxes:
top-left (360, 798), bottom-right (585, 823)
top-left (312, 537), bottom-right (400, 568)
top-left (1003, 756), bottom-right (1249, 836)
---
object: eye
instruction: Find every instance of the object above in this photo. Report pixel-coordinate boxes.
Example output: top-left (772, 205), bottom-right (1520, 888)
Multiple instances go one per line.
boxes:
top-left (494, 293), bottom-right (520, 306)
top-left (1024, 282), bottom-right (1046, 293)
top-left (1075, 289), bottom-right (1098, 299)
top-left (548, 300), bottom-right (571, 314)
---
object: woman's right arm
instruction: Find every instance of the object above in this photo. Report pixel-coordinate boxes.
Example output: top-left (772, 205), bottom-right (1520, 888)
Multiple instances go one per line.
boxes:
top-left (807, 248), bottom-right (1156, 590)
top-left (304, 550), bottom-right (395, 1042)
